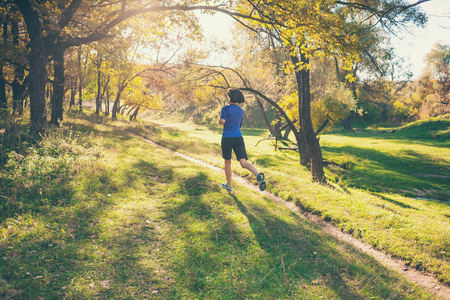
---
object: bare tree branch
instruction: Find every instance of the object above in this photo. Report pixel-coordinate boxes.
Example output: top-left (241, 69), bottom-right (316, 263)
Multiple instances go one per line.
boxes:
top-left (58, 5), bottom-right (272, 51)
top-left (315, 119), bottom-right (329, 136)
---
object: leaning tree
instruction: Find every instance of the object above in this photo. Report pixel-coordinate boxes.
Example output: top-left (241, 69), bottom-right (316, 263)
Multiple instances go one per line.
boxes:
top-left (233, 0), bottom-right (428, 182)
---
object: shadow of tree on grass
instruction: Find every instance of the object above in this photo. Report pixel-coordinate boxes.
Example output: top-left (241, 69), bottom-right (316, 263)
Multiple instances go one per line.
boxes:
top-left (322, 145), bottom-right (450, 202)
top-left (0, 126), bottom-right (433, 299)
top-left (156, 169), bottom-right (429, 299)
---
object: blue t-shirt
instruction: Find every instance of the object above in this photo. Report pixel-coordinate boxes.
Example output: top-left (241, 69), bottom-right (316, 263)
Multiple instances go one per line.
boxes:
top-left (220, 105), bottom-right (243, 137)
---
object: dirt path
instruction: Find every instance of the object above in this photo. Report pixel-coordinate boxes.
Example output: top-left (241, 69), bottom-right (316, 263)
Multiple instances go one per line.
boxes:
top-left (131, 131), bottom-right (450, 299)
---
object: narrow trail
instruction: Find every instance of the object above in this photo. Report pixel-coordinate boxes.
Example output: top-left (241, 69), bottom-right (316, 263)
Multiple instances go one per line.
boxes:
top-left (129, 130), bottom-right (450, 300)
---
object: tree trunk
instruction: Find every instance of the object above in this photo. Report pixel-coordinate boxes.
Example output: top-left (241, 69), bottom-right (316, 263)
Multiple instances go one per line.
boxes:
top-left (101, 74), bottom-right (110, 115)
top-left (95, 60), bottom-right (102, 115)
top-left (50, 49), bottom-right (65, 126)
top-left (15, 0), bottom-right (48, 136)
top-left (255, 95), bottom-right (275, 135)
top-left (291, 55), bottom-right (310, 167)
top-left (120, 105), bottom-right (127, 115)
top-left (69, 87), bottom-right (76, 109)
top-left (11, 70), bottom-right (27, 116)
top-left (9, 18), bottom-right (26, 115)
top-left (315, 119), bottom-right (329, 136)
top-left (1, 21), bottom-right (8, 111)
top-left (273, 110), bottom-right (282, 136)
top-left (334, 56), bottom-right (341, 80)
top-left (111, 91), bottom-right (121, 120)
top-left (283, 126), bottom-right (291, 139)
top-left (299, 52), bottom-right (325, 183)
top-left (105, 88), bottom-right (110, 116)
top-left (130, 106), bottom-right (139, 121)
top-left (46, 83), bottom-right (52, 101)
top-left (28, 49), bottom-right (48, 136)
top-left (77, 47), bottom-right (83, 111)
top-left (299, 122), bottom-right (310, 166)
top-left (0, 66), bottom-right (6, 111)
top-left (78, 80), bottom-right (83, 111)
top-left (112, 79), bottom-right (127, 120)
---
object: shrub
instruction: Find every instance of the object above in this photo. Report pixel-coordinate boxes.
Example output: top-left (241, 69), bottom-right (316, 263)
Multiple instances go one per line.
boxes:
top-left (0, 128), bottom-right (103, 220)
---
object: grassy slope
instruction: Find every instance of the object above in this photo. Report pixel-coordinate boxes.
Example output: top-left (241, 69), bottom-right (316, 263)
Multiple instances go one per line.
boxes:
top-left (323, 114), bottom-right (450, 199)
top-left (0, 115), bottom-right (434, 299)
top-left (125, 114), bottom-right (450, 285)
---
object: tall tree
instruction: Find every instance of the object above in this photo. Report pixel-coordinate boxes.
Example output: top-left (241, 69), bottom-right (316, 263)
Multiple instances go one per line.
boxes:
top-left (11, 0), bottom-right (267, 135)
top-left (237, 0), bottom-right (427, 182)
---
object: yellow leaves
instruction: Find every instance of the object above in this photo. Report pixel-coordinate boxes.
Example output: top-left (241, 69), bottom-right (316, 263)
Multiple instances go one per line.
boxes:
top-left (315, 2), bottom-right (321, 12)
top-left (122, 76), bottom-right (163, 110)
top-left (342, 54), bottom-right (360, 71)
top-left (279, 91), bottom-right (299, 123)
top-left (394, 99), bottom-right (413, 118)
top-left (193, 81), bottom-right (224, 106)
top-left (283, 60), bottom-right (310, 74)
top-left (345, 73), bottom-right (356, 82)
top-left (393, 100), bottom-right (406, 111)
top-left (255, 0), bottom-right (363, 72)
top-left (311, 83), bottom-right (357, 132)
top-left (283, 61), bottom-right (294, 75)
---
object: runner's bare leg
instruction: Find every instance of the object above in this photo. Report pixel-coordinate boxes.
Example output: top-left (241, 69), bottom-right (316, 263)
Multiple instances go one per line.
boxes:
top-left (225, 159), bottom-right (232, 187)
top-left (239, 158), bottom-right (259, 177)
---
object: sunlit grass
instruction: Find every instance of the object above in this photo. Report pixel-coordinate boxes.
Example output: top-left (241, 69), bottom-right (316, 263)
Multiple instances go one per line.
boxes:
top-left (125, 115), bottom-right (450, 285)
top-left (320, 133), bottom-right (449, 199)
top-left (0, 114), bottom-right (435, 299)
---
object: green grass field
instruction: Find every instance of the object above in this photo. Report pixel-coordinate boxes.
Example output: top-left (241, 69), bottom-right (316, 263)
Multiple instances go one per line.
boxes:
top-left (0, 113), bottom-right (441, 299)
top-left (124, 113), bottom-right (450, 285)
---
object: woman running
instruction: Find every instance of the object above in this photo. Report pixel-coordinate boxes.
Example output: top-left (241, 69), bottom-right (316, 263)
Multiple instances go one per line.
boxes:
top-left (219, 88), bottom-right (266, 193)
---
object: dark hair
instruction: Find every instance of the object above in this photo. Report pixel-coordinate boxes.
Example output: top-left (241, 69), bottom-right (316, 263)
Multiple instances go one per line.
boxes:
top-left (227, 88), bottom-right (245, 104)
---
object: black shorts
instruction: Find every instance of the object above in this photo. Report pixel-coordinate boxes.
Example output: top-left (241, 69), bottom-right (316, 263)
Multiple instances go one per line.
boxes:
top-left (221, 136), bottom-right (248, 161)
